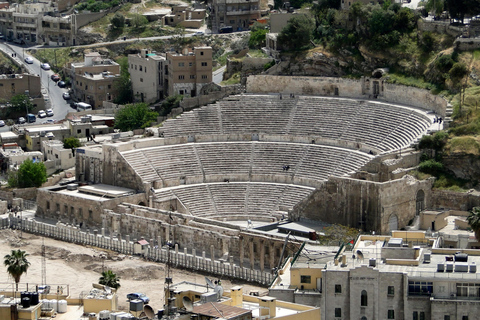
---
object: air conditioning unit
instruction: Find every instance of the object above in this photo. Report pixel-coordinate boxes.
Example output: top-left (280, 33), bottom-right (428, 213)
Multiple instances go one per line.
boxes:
top-left (200, 292), bottom-right (217, 304)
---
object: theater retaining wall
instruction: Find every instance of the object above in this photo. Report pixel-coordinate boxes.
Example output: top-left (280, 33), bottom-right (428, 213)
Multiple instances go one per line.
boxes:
top-left (290, 176), bottom-right (434, 234)
top-left (246, 75), bottom-right (448, 117)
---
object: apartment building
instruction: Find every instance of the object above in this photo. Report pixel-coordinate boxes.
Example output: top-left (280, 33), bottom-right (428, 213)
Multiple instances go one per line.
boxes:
top-left (210, 0), bottom-right (260, 33)
top-left (163, 5), bottom-right (206, 29)
top-left (128, 49), bottom-right (166, 103)
top-left (166, 47), bottom-right (212, 97)
top-left (0, 2), bottom-right (76, 46)
top-left (68, 52), bottom-right (120, 108)
top-left (0, 73), bottom-right (41, 100)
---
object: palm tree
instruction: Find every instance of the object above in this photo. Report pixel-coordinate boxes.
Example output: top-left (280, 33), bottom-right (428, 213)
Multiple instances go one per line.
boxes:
top-left (4, 249), bottom-right (30, 292)
top-left (467, 207), bottom-right (480, 242)
top-left (99, 270), bottom-right (121, 289)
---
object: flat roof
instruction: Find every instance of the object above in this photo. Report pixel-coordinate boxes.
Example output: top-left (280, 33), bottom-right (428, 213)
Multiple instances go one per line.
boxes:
top-left (0, 132), bottom-right (19, 139)
top-left (78, 184), bottom-right (135, 198)
top-left (193, 302), bottom-right (251, 319)
top-left (26, 125), bottom-right (67, 133)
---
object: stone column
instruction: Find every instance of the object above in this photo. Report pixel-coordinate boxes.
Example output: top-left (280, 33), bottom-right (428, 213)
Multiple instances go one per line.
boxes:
top-left (239, 237), bottom-right (244, 268)
top-left (269, 243), bottom-right (275, 269)
top-left (259, 240), bottom-right (265, 272)
top-left (249, 239), bottom-right (254, 270)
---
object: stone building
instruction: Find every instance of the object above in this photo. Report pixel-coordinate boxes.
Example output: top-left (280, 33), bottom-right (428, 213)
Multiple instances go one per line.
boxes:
top-left (67, 52), bottom-right (120, 108)
top-left (128, 49), bottom-right (166, 103)
top-left (163, 5), bottom-right (206, 29)
top-left (209, 0), bottom-right (260, 33)
top-left (166, 47), bottom-right (212, 97)
top-left (0, 73), bottom-right (42, 104)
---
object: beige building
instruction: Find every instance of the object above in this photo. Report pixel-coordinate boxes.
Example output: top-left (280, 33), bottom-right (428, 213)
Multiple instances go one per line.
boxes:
top-left (210, 0), bottom-right (260, 33)
top-left (166, 47), bottom-right (213, 97)
top-left (163, 5), bottom-right (206, 29)
top-left (42, 139), bottom-right (75, 172)
top-left (0, 73), bottom-right (41, 101)
top-left (68, 52), bottom-right (120, 108)
top-left (128, 49), bottom-right (166, 103)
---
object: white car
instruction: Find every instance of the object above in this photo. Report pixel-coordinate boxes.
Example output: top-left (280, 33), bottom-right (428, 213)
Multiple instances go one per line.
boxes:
top-left (37, 110), bottom-right (47, 118)
top-left (46, 109), bottom-right (54, 117)
top-left (24, 56), bottom-right (33, 64)
top-left (41, 63), bottom-right (50, 70)
top-left (194, 31), bottom-right (204, 36)
top-left (0, 120), bottom-right (5, 127)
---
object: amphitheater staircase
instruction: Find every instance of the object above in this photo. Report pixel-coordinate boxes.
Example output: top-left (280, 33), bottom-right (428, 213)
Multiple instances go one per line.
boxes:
top-left (205, 184), bottom-right (220, 215)
top-left (284, 97), bottom-right (300, 134)
top-left (217, 103), bottom-right (224, 134)
top-left (290, 144), bottom-right (311, 181)
top-left (121, 152), bottom-right (161, 183)
top-left (192, 145), bottom-right (206, 182)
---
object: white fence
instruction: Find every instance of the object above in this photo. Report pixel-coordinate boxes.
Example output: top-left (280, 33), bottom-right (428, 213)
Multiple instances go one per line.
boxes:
top-left (3, 217), bottom-right (273, 286)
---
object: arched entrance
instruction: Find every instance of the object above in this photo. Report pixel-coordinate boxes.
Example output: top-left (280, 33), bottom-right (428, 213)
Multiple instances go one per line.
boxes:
top-left (388, 214), bottom-right (398, 231)
top-left (416, 190), bottom-right (425, 215)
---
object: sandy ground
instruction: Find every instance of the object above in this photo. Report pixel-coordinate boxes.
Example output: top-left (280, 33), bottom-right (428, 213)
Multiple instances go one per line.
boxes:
top-left (0, 229), bottom-right (265, 312)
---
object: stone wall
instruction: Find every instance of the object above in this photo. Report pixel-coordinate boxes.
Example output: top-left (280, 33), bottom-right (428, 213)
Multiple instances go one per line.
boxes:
top-left (417, 18), bottom-right (464, 38)
top-left (75, 11), bottom-right (109, 29)
top-left (291, 176), bottom-right (434, 234)
top-left (430, 189), bottom-right (480, 211)
top-left (455, 38), bottom-right (480, 51)
top-left (246, 75), bottom-right (448, 117)
top-left (4, 216), bottom-right (273, 286)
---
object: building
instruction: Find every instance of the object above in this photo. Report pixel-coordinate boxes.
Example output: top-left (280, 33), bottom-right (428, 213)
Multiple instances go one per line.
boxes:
top-left (0, 2), bottom-right (77, 46)
top-left (42, 140), bottom-right (75, 173)
top-left (128, 49), bottom-right (166, 103)
top-left (210, 0), bottom-right (260, 33)
top-left (166, 47), bottom-right (213, 97)
top-left (68, 52), bottom-right (120, 108)
top-left (0, 73), bottom-right (42, 101)
top-left (163, 5), bottom-right (206, 29)
top-left (0, 143), bottom-right (42, 172)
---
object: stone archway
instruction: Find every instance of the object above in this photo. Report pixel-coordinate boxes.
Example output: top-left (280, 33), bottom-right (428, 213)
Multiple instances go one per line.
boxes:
top-left (388, 214), bottom-right (398, 232)
top-left (138, 201), bottom-right (146, 206)
top-left (416, 190), bottom-right (425, 215)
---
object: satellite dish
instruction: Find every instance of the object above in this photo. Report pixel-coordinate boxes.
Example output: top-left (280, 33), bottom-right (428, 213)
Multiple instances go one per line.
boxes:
top-left (356, 250), bottom-right (364, 260)
top-left (214, 286), bottom-right (224, 299)
top-left (144, 305), bottom-right (155, 319)
top-left (205, 277), bottom-right (215, 289)
top-left (183, 296), bottom-right (194, 312)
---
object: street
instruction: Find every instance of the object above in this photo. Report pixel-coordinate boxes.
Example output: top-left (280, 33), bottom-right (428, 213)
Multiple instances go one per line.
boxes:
top-left (0, 41), bottom-right (72, 132)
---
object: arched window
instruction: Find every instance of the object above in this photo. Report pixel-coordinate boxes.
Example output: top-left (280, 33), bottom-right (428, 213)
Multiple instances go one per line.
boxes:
top-left (361, 317), bottom-right (367, 320)
top-left (361, 290), bottom-right (368, 306)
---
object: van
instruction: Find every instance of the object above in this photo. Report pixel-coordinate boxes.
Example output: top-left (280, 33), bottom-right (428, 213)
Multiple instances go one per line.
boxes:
top-left (77, 102), bottom-right (92, 111)
top-left (219, 26), bottom-right (233, 33)
top-left (27, 113), bottom-right (36, 123)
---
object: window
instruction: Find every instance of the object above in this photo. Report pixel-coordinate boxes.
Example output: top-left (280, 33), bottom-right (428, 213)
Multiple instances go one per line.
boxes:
top-left (388, 286), bottom-right (394, 295)
top-left (413, 312), bottom-right (418, 320)
top-left (179, 62), bottom-right (185, 67)
top-left (420, 312), bottom-right (425, 320)
top-left (145, 67), bottom-right (147, 73)
top-left (200, 51), bottom-right (204, 55)
top-left (64, 205), bottom-right (68, 214)
top-left (139, 66), bottom-right (142, 71)
top-left (230, 20), bottom-right (235, 24)
top-left (457, 283), bottom-right (480, 298)
top-left (388, 310), bottom-right (395, 319)
top-left (361, 290), bottom-right (367, 306)
top-left (202, 75), bottom-right (208, 79)
top-left (179, 75), bottom-right (185, 80)
top-left (201, 62), bottom-right (207, 66)
top-left (444, 317), bottom-right (450, 320)
top-left (135, 65), bottom-right (137, 70)
top-left (190, 75), bottom-right (195, 79)
top-left (189, 62), bottom-right (193, 66)
top-left (462, 317), bottom-right (468, 320)
top-left (408, 281), bottom-right (433, 296)
top-left (140, 78), bottom-right (143, 82)
top-left (335, 284), bottom-right (341, 293)
top-left (46, 201), bottom-right (50, 210)
top-left (77, 129), bottom-right (81, 134)
top-left (89, 210), bottom-right (93, 219)
top-left (334, 308), bottom-right (341, 317)
top-left (300, 275), bottom-right (311, 284)
top-left (56, 203), bottom-right (60, 212)
top-left (108, 85), bottom-right (111, 89)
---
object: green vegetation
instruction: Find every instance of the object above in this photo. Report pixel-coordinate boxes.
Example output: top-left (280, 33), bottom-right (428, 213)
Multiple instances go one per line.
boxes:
top-left (155, 94), bottom-right (183, 117)
top-left (110, 13), bottom-right (125, 30)
top-left (114, 56), bottom-right (133, 105)
top-left (8, 160), bottom-right (47, 188)
top-left (10, 94), bottom-right (33, 115)
top-left (63, 137), bottom-right (82, 150)
top-left (467, 207), bottom-right (480, 241)
top-left (99, 270), bottom-right (121, 289)
top-left (319, 224), bottom-right (359, 246)
top-left (278, 14), bottom-right (315, 50)
top-left (248, 23), bottom-right (268, 49)
top-left (4, 250), bottom-right (30, 291)
top-left (221, 72), bottom-right (241, 85)
top-left (115, 103), bottom-right (158, 131)
top-left (76, 0), bottom-right (121, 12)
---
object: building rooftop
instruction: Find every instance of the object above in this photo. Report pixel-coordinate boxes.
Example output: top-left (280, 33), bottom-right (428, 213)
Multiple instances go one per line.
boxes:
top-left (55, 184), bottom-right (135, 201)
top-left (193, 302), bottom-right (251, 319)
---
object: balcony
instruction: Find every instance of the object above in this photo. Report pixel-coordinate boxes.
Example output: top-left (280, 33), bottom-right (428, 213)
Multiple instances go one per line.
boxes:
top-left (226, 9), bottom-right (259, 15)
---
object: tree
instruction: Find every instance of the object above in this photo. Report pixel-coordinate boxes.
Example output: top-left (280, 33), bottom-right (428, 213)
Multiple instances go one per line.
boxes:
top-left (110, 13), bottom-right (125, 29)
top-left (8, 159), bottom-right (47, 188)
top-left (114, 56), bottom-right (133, 104)
top-left (99, 270), bottom-right (121, 289)
top-left (449, 62), bottom-right (468, 83)
top-left (115, 103), bottom-right (158, 132)
top-left (131, 14), bottom-right (148, 30)
top-left (155, 94), bottom-right (183, 116)
top-left (248, 23), bottom-right (268, 49)
top-left (467, 207), bottom-right (480, 241)
top-left (445, 0), bottom-right (480, 23)
top-left (10, 94), bottom-right (33, 113)
top-left (425, 0), bottom-right (444, 17)
top-left (277, 14), bottom-right (315, 50)
top-left (4, 250), bottom-right (30, 291)
top-left (63, 137), bottom-right (81, 149)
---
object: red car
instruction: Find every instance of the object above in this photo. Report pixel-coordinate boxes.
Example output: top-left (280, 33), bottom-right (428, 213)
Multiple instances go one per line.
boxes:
top-left (51, 74), bottom-right (60, 82)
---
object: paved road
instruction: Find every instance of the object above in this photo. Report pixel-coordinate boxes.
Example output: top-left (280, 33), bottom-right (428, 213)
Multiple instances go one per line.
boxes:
top-left (0, 42), bottom-right (72, 132)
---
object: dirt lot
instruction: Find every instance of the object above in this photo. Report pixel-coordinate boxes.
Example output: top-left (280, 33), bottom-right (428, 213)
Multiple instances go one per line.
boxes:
top-left (0, 229), bottom-right (265, 312)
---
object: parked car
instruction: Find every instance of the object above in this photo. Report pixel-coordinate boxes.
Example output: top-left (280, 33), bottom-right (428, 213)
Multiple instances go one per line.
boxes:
top-left (62, 92), bottom-right (70, 100)
top-left (58, 81), bottom-right (66, 88)
top-left (41, 63), bottom-right (50, 70)
top-left (37, 110), bottom-right (47, 118)
top-left (24, 56), bottom-right (33, 64)
top-left (42, 119), bottom-right (54, 124)
top-left (126, 293), bottom-right (149, 304)
top-left (0, 120), bottom-right (5, 127)
top-left (194, 31), bottom-right (204, 36)
top-left (13, 39), bottom-right (25, 45)
top-left (51, 74), bottom-right (60, 82)
top-left (18, 117), bottom-right (26, 124)
top-left (0, 34), bottom-right (5, 40)
top-left (46, 109), bottom-right (54, 117)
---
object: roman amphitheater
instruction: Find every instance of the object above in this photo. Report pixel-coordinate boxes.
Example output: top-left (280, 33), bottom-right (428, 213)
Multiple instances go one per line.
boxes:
top-left (35, 75), bottom-right (448, 278)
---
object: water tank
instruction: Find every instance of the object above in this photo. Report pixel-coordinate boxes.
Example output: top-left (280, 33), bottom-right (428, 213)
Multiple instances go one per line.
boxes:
top-left (99, 310), bottom-right (111, 320)
top-left (58, 300), bottom-right (67, 313)
top-left (21, 297), bottom-right (31, 308)
top-left (41, 299), bottom-right (49, 310)
top-left (50, 299), bottom-right (58, 312)
top-left (21, 292), bottom-right (30, 301)
top-left (30, 292), bottom-right (39, 305)
top-left (130, 299), bottom-right (143, 312)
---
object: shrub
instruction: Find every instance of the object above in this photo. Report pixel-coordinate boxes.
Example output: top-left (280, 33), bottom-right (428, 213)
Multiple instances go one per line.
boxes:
top-left (418, 159), bottom-right (444, 176)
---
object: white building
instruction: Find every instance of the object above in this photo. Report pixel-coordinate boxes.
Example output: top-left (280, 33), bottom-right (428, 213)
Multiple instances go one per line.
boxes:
top-left (128, 49), bottom-right (166, 103)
